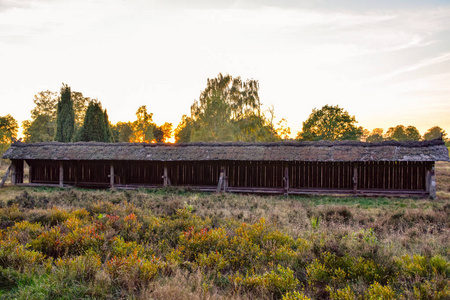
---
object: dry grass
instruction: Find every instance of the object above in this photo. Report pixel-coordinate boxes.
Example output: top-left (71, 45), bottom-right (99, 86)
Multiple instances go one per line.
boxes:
top-left (436, 161), bottom-right (450, 199)
top-left (0, 161), bottom-right (448, 299)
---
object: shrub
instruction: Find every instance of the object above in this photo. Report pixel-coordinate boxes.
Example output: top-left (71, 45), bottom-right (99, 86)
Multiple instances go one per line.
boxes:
top-left (282, 291), bottom-right (312, 300)
top-left (365, 282), bottom-right (396, 300)
top-left (0, 237), bottom-right (46, 272)
top-left (6, 220), bottom-right (43, 244)
top-left (53, 253), bottom-right (101, 282)
top-left (105, 253), bottom-right (165, 291)
top-left (232, 265), bottom-right (299, 298)
top-left (180, 226), bottom-right (228, 260)
top-left (110, 236), bottom-right (146, 258)
top-left (327, 285), bottom-right (356, 300)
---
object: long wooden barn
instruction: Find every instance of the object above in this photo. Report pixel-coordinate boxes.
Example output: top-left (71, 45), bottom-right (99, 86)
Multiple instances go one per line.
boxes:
top-left (2, 140), bottom-right (449, 198)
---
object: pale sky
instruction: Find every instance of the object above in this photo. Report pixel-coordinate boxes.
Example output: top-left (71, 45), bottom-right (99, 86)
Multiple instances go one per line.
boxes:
top-left (1, 0), bottom-right (450, 138)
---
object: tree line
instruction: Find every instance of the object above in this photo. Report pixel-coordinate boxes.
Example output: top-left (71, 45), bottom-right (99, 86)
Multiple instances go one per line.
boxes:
top-left (17, 84), bottom-right (172, 144)
top-left (0, 74), bottom-right (448, 154)
top-left (295, 104), bottom-right (448, 142)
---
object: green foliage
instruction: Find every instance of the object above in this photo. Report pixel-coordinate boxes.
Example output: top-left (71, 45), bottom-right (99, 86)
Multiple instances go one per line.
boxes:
top-left (23, 88), bottom-right (90, 143)
top-left (112, 106), bottom-right (172, 143)
top-left (55, 84), bottom-right (75, 142)
top-left (30, 90), bottom-right (58, 120)
top-left (132, 105), bottom-right (155, 142)
top-left (176, 73), bottom-right (280, 142)
top-left (297, 105), bottom-right (362, 141)
top-left (0, 114), bottom-right (18, 154)
top-left (366, 128), bottom-right (384, 143)
top-left (424, 126), bottom-right (447, 141)
top-left (175, 115), bottom-right (194, 143)
top-left (385, 125), bottom-right (421, 141)
top-left (76, 101), bottom-right (113, 142)
top-left (22, 115), bottom-right (55, 143)
top-left (191, 90), bottom-right (237, 142)
top-left (282, 291), bottom-right (312, 300)
top-left (232, 265), bottom-right (299, 297)
top-left (22, 90), bottom-right (58, 143)
top-left (111, 121), bottom-right (134, 142)
top-left (365, 282), bottom-right (396, 300)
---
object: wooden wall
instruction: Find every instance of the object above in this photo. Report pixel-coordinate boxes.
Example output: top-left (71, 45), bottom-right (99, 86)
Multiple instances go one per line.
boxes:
top-left (167, 162), bottom-right (221, 186)
top-left (289, 162), bottom-right (353, 190)
top-left (25, 160), bottom-right (433, 195)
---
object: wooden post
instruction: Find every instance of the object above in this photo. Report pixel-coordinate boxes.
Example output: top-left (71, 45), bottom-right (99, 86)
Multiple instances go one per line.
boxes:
top-left (11, 161), bottom-right (16, 185)
top-left (426, 163), bottom-right (436, 199)
top-left (217, 171), bottom-right (224, 193)
top-left (163, 165), bottom-right (168, 187)
top-left (284, 165), bottom-right (289, 195)
top-left (223, 166), bottom-right (228, 193)
top-left (59, 162), bottom-right (64, 188)
top-left (110, 163), bottom-right (114, 188)
top-left (352, 163), bottom-right (358, 194)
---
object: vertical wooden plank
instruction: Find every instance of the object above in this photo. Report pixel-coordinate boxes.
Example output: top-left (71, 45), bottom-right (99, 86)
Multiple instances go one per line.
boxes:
top-left (284, 165), bottom-right (289, 194)
top-left (59, 162), bottom-right (64, 188)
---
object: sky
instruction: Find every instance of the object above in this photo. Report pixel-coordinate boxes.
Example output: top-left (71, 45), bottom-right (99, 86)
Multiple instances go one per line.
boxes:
top-left (1, 0), bottom-right (450, 138)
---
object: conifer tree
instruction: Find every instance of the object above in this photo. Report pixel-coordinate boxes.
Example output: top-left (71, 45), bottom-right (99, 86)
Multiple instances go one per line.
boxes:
top-left (103, 110), bottom-right (113, 142)
top-left (76, 101), bottom-right (113, 142)
top-left (55, 84), bottom-right (75, 142)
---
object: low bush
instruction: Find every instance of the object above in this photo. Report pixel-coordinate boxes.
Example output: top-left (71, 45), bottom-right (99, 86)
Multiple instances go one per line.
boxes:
top-left (0, 187), bottom-right (448, 299)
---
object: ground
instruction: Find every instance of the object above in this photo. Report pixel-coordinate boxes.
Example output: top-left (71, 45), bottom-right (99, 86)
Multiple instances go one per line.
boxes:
top-left (0, 161), bottom-right (448, 299)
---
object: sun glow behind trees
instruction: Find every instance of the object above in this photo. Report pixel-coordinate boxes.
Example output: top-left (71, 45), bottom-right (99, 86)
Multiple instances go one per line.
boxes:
top-left (13, 77), bottom-right (450, 147)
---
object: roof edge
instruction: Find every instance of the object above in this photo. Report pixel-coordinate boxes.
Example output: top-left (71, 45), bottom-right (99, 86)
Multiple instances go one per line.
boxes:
top-left (5, 139), bottom-right (447, 148)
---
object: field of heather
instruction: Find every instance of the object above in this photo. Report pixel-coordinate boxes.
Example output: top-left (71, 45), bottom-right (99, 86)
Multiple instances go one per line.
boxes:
top-left (0, 162), bottom-right (448, 299)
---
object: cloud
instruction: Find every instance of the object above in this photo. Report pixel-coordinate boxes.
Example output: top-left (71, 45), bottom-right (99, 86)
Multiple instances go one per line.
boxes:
top-left (377, 52), bottom-right (450, 82)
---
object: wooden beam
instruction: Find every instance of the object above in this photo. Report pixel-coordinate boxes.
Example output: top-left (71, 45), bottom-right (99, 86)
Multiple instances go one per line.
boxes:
top-left (59, 162), bottom-right (64, 188)
top-left (110, 163), bottom-right (114, 188)
top-left (0, 164), bottom-right (12, 187)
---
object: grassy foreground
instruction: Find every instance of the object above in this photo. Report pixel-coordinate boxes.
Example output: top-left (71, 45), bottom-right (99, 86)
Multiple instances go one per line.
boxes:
top-left (0, 163), bottom-right (448, 299)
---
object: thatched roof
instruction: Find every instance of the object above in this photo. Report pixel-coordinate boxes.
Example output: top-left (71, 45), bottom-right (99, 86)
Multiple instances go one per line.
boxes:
top-left (2, 140), bottom-right (449, 162)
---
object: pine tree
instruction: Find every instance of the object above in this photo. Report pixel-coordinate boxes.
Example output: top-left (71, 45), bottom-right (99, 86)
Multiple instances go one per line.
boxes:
top-left (103, 110), bottom-right (113, 142)
top-left (55, 84), bottom-right (75, 142)
top-left (76, 101), bottom-right (113, 142)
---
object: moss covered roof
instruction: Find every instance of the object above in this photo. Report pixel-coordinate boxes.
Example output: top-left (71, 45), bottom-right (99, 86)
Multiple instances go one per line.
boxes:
top-left (2, 140), bottom-right (449, 162)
